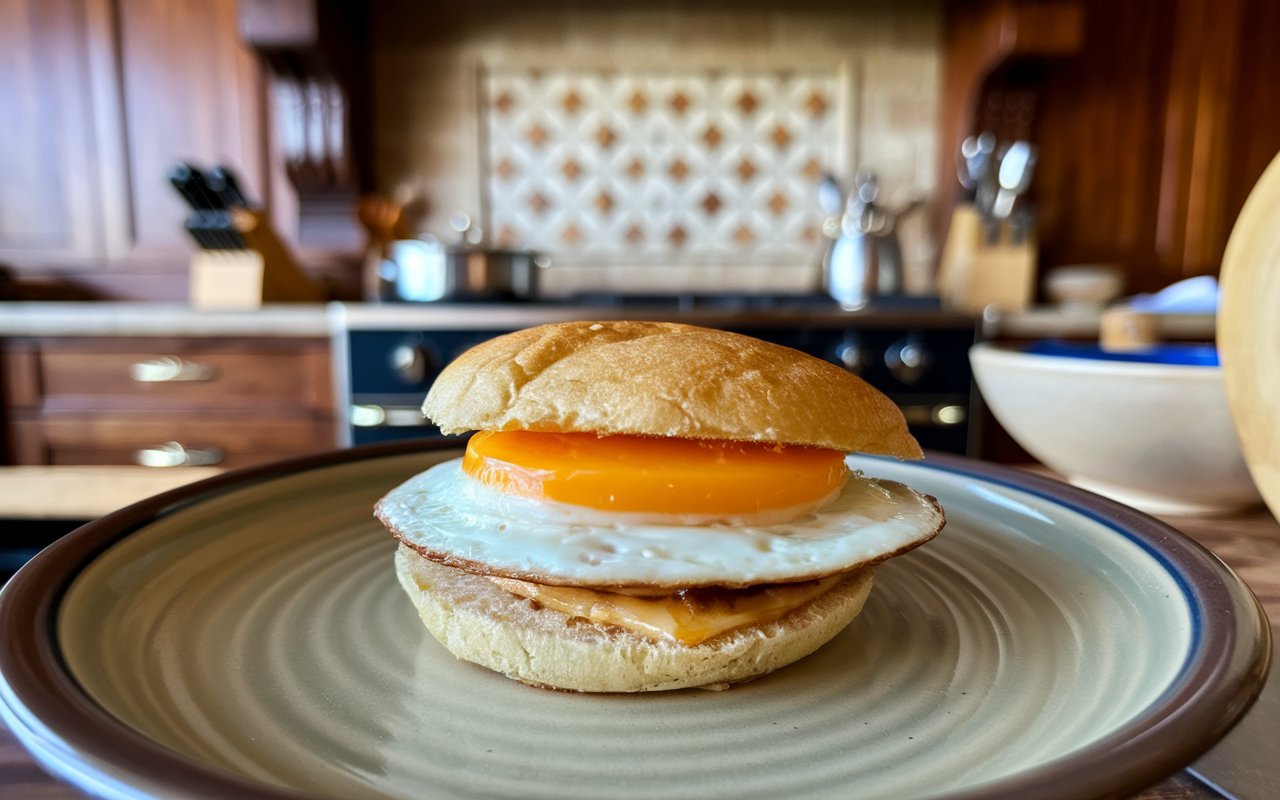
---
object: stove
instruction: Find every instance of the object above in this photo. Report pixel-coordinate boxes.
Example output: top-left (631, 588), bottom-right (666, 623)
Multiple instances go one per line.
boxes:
top-left (331, 299), bottom-right (980, 454)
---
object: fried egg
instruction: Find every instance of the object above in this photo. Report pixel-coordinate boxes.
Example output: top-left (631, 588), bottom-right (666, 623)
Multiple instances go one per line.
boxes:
top-left (375, 432), bottom-right (944, 590)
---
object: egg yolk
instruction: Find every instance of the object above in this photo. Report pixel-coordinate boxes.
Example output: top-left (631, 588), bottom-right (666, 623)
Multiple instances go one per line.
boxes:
top-left (462, 430), bottom-right (849, 516)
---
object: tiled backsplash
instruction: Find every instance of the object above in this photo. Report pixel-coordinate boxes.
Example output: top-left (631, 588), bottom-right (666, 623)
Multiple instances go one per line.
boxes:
top-left (372, 1), bottom-right (941, 294)
top-left (483, 68), bottom-right (846, 269)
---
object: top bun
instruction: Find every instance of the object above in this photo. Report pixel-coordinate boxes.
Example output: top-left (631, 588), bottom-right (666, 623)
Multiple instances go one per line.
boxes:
top-left (423, 320), bottom-right (923, 458)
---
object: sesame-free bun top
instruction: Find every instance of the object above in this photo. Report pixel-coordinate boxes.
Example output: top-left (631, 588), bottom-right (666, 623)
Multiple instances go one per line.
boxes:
top-left (423, 320), bottom-right (923, 458)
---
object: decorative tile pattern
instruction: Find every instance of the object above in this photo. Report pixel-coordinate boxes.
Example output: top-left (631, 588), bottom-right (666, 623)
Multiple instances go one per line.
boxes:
top-left (483, 68), bottom-right (844, 265)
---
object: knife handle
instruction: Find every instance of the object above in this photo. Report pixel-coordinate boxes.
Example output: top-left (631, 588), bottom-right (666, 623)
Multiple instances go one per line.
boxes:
top-left (168, 163), bottom-right (223, 210)
top-left (208, 164), bottom-right (253, 209)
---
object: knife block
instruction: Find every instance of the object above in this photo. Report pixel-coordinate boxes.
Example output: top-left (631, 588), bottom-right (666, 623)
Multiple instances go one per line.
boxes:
top-left (936, 204), bottom-right (1037, 313)
top-left (188, 210), bottom-right (325, 310)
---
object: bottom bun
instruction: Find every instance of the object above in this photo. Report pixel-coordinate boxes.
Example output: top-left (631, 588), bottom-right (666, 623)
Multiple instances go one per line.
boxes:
top-left (394, 545), bottom-right (875, 692)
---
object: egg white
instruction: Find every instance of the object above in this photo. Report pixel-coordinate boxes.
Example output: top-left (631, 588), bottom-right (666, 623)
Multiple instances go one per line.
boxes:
top-left (376, 456), bottom-right (944, 588)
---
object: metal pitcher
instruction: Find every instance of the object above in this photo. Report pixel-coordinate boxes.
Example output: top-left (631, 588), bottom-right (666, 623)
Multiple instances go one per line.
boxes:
top-left (822, 172), bottom-right (920, 308)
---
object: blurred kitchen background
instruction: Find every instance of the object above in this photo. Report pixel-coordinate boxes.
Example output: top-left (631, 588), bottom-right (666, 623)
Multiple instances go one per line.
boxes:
top-left (1, 0), bottom-right (1279, 565)
top-left (5, 0), bottom-right (1278, 299)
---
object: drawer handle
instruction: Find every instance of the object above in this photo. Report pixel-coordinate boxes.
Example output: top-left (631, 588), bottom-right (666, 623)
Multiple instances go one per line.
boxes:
top-left (135, 442), bottom-right (224, 468)
top-left (350, 404), bottom-right (430, 428)
top-left (130, 356), bottom-right (219, 383)
top-left (898, 403), bottom-right (967, 428)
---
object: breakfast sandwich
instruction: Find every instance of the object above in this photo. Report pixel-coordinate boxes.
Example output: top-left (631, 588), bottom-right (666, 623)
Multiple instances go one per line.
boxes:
top-left (375, 320), bottom-right (944, 692)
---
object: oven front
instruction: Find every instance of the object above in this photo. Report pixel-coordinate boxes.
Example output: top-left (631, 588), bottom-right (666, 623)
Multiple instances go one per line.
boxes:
top-left (334, 305), bottom-right (978, 456)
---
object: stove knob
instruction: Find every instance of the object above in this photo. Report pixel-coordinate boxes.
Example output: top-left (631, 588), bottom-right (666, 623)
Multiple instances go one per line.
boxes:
top-left (391, 342), bottom-right (433, 385)
top-left (830, 334), bottom-right (865, 375)
top-left (885, 336), bottom-right (932, 385)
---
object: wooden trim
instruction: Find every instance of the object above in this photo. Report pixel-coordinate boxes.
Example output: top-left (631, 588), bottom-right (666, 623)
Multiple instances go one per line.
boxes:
top-left (84, 0), bottom-right (132, 261)
top-left (934, 0), bottom-right (1084, 250)
top-left (1156, 0), bottom-right (1244, 277)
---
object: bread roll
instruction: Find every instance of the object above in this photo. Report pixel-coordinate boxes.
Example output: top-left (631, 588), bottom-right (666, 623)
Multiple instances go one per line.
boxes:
top-left (423, 320), bottom-right (923, 458)
top-left (395, 545), bottom-right (875, 692)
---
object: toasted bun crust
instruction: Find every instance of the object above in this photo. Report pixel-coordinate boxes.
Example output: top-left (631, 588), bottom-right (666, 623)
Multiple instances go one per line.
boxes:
top-left (423, 320), bottom-right (923, 458)
top-left (395, 545), bottom-right (875, 692)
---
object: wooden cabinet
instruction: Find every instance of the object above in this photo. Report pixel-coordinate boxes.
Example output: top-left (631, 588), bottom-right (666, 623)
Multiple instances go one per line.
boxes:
top-left (938, 0), bottom-right (1280, 294)
top-left (2, 337), bottom-right (337, 469)
top-left (115, 0), bottom-right (268, 264)
top-left (0, 0), bottom-right (127, 268)
top-left (0, 0), bottom-right (270, 300)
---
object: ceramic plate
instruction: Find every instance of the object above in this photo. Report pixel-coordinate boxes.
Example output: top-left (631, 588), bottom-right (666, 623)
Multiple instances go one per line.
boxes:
top-left (0, 443), bottom-right (1269, 800)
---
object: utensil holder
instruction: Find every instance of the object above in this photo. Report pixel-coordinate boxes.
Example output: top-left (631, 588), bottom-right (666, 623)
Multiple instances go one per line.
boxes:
top-left (189, 210), bottom-right (324, 310)
top-left (937, 204), bottom-right (1036, 313)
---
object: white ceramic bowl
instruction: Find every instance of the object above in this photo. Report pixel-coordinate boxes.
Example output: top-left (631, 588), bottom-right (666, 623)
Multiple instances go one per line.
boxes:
top-left (970, 341), bottom-right (1262, 515)
top-left (1043, 265), bottom-right (1125, 308)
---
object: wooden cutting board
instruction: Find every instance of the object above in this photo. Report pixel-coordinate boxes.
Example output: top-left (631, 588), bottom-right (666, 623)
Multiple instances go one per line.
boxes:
top-left (1219, 152), bottom-right (1280, 521)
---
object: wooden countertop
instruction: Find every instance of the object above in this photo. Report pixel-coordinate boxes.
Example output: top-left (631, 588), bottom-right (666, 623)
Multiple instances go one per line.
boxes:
top-left (0, 466), bottom-right (223, 519)
top-left (0, 466), bottom-right (1275, 798)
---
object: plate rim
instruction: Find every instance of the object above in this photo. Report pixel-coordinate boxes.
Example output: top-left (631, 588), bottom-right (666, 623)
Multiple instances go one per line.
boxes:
top-left (0, 441), bottom-right (1270, 800)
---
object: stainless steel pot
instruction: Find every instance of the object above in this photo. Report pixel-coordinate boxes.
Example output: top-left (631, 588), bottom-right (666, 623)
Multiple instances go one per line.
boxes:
top-left (387, 238), bottom-right (545, 302)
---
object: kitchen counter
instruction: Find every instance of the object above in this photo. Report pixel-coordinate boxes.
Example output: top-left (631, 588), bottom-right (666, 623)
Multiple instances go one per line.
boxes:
top-left (983, 306), bottom-right (1217, 340)
top-left (0, 464), bottom-right (1274, 798)
top-left (335, 300), bottom-right (979, 329)
top-left (0, 302), bottom-right (331, 337)
top-left (0, 300), bottom-right (1218, 342)
top-left (0, 300), bottom-right (982, 338)
top-left (0, 466), bottom-right (222, 519)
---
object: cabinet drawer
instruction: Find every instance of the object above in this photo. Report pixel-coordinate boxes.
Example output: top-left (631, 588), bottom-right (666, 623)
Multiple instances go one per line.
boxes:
top-left (36, 338), bottom-right (333, 413)
top-left (34, 414), bottom-right (336, 470)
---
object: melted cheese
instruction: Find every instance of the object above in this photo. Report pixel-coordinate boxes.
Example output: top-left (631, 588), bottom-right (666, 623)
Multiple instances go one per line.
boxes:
top-left (487, 575), bottom-right (845, 646)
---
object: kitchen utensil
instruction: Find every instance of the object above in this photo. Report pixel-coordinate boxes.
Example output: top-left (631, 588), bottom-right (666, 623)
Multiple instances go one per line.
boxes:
top-left (167, 163), bottom-right (220, 211)
top-left (938, 135), bottom-right (1039, 312)
top-left (957, 137), bottom-right (979, 191)
top-left (822, 172), bottom-right (916, 308)
top-left (817, 172), bottom-right (843, 217)
top-left (357, 195), bottom-right (408, 301)
top-left (444, 245), bottom-right (543, 300)
top-left (168, 163), bottom-right (243, 249)
top-left (1219, 151), bottom-right (1280, 521)
top-left (169, 166), bottom-right (221, 249)
top-left (384, 239), bottom-right (545, 302)
top-left (0, 444), bottom-right (1265, 799)
top-left (992, 140), bottom-right (1037, 222)
top-left (207, 164), bottom-right (253, 209)
top-left (183, 213), bottom-right (244, 250)
top-left (956, 131), bottom-right (996, 194)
